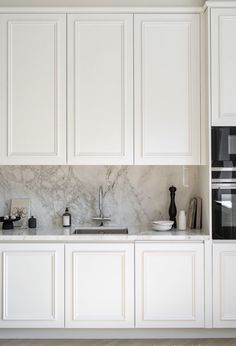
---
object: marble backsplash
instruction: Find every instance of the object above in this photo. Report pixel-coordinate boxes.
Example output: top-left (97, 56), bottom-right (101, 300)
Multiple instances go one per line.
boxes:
top-left (0, 166), bottom-right (199, 229)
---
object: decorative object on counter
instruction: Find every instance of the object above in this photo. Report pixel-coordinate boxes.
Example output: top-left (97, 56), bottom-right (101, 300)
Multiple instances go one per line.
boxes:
top-left (178, 210), bottom-right (187, 231)
top-left (195, 197), bottom-right (202, 229)
top-left (169, 185), bottom-right (177, 228)
top-left (28, 216), bottom-right (37, 229)
top-left (10, 198), bottom-right (30, 228)
top-left (62, 207), bottom-right (71, 227)
top-left (187, 198), bottom-right (197, 229)
top-left (0, 216), bottom-right (21, 230)
top-left (187, 197), bottom-right (202, 229)
top-left (152, 220), bottom-right (174, 231)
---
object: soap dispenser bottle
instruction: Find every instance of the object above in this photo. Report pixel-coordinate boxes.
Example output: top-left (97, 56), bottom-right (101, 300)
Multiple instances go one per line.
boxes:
top-left (62, 207), bottom-right (71, 227)
top-left (28, 216), bottom-right (37, 229)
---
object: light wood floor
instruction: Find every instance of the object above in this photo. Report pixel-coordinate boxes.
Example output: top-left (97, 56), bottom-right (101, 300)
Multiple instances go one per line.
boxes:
top-left (0, 340), bottom-right (236, 346)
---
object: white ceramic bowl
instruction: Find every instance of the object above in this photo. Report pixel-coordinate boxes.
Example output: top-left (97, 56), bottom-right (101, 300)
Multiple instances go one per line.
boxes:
top-left (152, 220), bottom-right (174, 231)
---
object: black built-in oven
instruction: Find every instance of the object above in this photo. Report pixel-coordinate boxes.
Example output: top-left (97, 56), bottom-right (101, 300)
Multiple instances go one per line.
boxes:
top-left (212, 127), bottom-right (236, 239)
top-left (212, 179), bottom-right (236, 239)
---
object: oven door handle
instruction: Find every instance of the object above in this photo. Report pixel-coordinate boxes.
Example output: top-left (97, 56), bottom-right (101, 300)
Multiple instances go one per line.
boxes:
top-left (212, 183), bottom-right (236, 189)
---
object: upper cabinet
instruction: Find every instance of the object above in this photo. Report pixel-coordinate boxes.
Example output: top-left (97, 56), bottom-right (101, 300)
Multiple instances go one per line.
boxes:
top-left (67, 14), bottom-right (134, 165)
top-left (0, 14), bottom-right (67, 164)
top-left (0, 11), bottom-right (202, 166)
top-left (211, 9), bottom-right (236, 126)
top-left (134, 14), bottom-right (201, 165)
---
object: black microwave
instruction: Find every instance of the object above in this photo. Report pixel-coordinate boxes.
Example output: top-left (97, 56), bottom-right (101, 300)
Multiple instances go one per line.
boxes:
top-left (212, 127), bottom-right (236, 167)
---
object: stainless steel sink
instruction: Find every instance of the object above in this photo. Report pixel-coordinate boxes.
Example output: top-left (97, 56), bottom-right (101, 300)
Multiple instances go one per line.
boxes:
top-left (73, 226), bottom-right (128, 235)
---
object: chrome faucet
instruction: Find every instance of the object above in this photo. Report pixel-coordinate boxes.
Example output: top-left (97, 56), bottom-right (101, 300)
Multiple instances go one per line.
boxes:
top-left (92, 185), bottom-right (111, 226)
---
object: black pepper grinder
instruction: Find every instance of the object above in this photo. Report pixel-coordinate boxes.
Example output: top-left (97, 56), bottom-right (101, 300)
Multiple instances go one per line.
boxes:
top-left (169, 186), bottom-right (177, 228)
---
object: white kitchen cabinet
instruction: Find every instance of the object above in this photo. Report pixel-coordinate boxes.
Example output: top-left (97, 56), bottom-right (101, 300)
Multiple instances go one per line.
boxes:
top-left (0, 14), bottom-right (66, 164)
top-left (65, 243), bottom-right (134, 328)
top-left (67, 14), bottom-right (133, 165)
top-left (0, 243), bottom-right (64, 328)
top-left (211, 9), bottom-right (236, 126)
top-left (0, 11), bottom-right (203, 166)
top-left (134, 14), bottom-right (200, 165)
top-left (213, 243), bottom-right (236, 328)
top-left (135, 242), bottom-right (204, 328)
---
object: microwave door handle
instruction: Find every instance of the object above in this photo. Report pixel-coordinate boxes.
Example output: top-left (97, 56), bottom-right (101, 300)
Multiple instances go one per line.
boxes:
top-left (212, 183), bottom-right (236, 189)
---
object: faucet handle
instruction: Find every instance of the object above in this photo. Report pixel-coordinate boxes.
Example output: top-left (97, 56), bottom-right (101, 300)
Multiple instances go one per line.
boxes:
top-left (92, 217), bottom-right (111, 222)
top-left (92, 216), bottom-right (111, 227)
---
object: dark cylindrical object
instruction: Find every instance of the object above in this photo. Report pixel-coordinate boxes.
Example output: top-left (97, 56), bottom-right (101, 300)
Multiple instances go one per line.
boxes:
top-left (169, 186), bottom-right (177, 228)
top-left (63, 207), bottom-right (71, 227)
top-left (28, 216), bottom-right (37, 228)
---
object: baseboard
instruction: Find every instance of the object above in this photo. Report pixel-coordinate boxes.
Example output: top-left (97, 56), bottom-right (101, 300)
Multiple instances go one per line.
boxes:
top-left (1, 328), bottom-right (236, 339)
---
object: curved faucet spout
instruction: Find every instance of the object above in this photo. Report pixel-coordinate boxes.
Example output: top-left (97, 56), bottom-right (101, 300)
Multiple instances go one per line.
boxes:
top-left (92, 185), bottom-right (111, 226)
top-left (99, 185), bottom-right (104, 219)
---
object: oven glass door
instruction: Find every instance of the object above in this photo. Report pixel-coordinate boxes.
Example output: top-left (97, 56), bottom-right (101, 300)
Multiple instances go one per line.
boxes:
top-left (212, 186), bottom-right (236, 239)
top-left (212, 127), bottom-right (236, 165)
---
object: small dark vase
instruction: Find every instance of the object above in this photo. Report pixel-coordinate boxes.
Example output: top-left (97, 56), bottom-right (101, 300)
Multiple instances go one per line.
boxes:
top-left (169, 186), bottom-right (177, 228)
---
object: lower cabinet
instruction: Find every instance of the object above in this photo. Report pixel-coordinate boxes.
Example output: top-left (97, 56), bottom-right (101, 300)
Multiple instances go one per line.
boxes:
top-left (135, 242), bottom-right (205, 328)
top-left (0, 241), bottom-right (206, 329)
top-left (213, 243), bottom-right (236, 328)
top-left (0, 244), bottom-right (64, 328)
top-left (65, 243), bottom-right (134, 328)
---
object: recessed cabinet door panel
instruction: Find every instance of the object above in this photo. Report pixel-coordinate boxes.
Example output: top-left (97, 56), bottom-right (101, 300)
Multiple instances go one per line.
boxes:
top-left (135, 242), bottom-right (204, 328)
top-left (134, 14), bottom-right (200, 164)
top-left (0, 244), bottom-right (64, 328)
top-left (0, 14), bottom-right (66, 164)
top-left (213, 244), bottom-right (236, 328)
top-left (68, 14), bottom-right (133, 165)
top-left (211, 9), bottom-right (236, 126)
top-left (65, 243), bottom-right (134, 328)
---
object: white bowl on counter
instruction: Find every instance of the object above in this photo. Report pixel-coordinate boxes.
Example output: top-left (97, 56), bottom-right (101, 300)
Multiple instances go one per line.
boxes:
top-left (152, 220), bottom-right (174, 231)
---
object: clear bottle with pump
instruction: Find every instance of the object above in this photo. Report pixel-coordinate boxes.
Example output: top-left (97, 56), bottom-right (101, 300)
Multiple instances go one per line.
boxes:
top-left (62, 207), bottom-right (71, 227)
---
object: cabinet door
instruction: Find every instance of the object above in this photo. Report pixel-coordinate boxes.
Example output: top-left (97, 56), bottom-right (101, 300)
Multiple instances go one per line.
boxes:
top-left (213, 243), bottom-right (236, 328)
top-left (0, 244), bottom-right (64, 328)
top-left (134, 14), bottom-right (200, 164)
top-left (135, 242), bottom-right (204, 328)
top-left (68, 14), bottom-right (133, 165)
top-left (65, 243), bottom-right (134, 328)
top-left (0, 14), bottom-right (66, 164)
top-left (211, 9), bottom-right (236, 126)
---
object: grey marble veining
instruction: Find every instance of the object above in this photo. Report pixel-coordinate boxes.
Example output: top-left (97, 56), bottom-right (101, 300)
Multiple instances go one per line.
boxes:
top-left (0, 166), bottom-right (199, 229)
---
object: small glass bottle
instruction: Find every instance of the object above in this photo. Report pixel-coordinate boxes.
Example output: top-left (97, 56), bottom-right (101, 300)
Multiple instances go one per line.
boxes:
top-left (63, 207), bottom-right (71, 227)
top-left (178, 210), bottom-right (186, 231)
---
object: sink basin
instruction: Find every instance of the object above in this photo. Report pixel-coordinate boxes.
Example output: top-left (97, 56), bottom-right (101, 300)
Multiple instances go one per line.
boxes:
top-left (73, 226), bottom-right (128, 235)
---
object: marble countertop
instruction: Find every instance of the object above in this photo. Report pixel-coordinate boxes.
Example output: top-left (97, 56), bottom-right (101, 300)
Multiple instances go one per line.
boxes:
top-left (0, 226), bottom-right (210, 242)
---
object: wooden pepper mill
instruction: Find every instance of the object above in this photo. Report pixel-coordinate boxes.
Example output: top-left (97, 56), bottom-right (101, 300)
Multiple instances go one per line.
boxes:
top-left (169, 186), bottom-right (177, 228)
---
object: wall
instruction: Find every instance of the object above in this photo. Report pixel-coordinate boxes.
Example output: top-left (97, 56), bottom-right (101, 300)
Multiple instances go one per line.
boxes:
top-left (0, 166), bottom-right (199, 229)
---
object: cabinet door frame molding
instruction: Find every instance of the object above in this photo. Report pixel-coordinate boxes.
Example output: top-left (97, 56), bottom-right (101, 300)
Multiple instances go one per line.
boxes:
top-left (134, 13), bottom-right (201, 165)
top-left (0, 13), bottom-right (67, 164)
top-left (211, 8), bottom-right (236, 126)
top-left (135, 242), bottom-right (205, 328)
top-left (67, 13), bottom-right (134, 165)
top-left (213, 243), bottom-right (236, 328)
top-left (0, 243), bottom-right (64, 328)
top-left (65, 243), bottom-right (134, 328)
